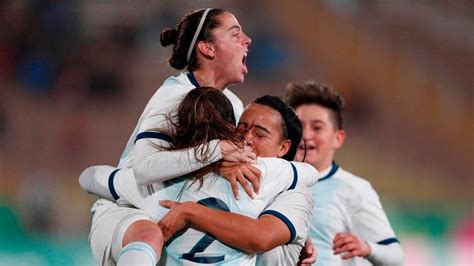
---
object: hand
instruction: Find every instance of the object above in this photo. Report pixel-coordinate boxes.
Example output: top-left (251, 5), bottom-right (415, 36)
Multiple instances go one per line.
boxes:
top-left (298, 238), bottom-right (317, 265)
top-left (333, 232), bottom-right (371, 260)
top-left (218, 162), bottom-right (261, 199)
top-left (158, 200), bottom-right (192, 242)
top-left (220, 140), bottom-right (256, 163)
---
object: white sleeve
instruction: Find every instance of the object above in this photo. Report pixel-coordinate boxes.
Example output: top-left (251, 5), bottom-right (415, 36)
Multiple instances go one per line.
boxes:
top-left (133, 138), bottom-right (222, 185)
top-left (366, 241), bottom-right (404, 266)
top-left (129, 86), bottom-right (223, 185)
top-left (256, 158), bottom-right (318, 203)
top-left (290, 161), bottom-right (319, 188)
top-left (78, 165), bottom-right (116, 201)
top-left (79, 165), bottom-right (164, 218)
top-left (257, 188), bottom-right (314, 265)
top-left (351, 183), bottom-right (404, 265)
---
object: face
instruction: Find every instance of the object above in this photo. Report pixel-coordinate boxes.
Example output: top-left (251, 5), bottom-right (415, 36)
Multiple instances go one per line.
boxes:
top-left (237, 103), bottom-right (290, 158)
top-left (295, 104), bottom-right (345, 170)
top-left (208, 12), bottom-right (251, 86)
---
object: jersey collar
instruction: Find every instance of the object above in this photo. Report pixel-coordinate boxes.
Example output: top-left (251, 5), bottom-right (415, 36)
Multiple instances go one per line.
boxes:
top-left (187, 71), bottom-right (200, 88)
top-left (318, 161), bottom-right (339, 182)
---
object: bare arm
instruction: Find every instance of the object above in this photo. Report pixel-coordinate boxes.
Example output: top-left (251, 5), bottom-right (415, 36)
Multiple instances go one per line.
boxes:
top-left (158, 200), bottom-right (290, 253)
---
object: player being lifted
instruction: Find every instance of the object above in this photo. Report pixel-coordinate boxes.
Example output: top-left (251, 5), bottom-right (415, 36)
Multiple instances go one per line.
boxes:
top-left (80, 87), bottom-right (318, 264)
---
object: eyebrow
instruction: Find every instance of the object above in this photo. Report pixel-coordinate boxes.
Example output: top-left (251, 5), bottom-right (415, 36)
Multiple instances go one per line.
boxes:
top-left (226, 25), bottom-right (241, 32)
top-left (254, 124), bottom-right (271, 135)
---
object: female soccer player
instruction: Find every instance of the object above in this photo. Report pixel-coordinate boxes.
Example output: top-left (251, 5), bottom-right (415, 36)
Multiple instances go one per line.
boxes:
top-left (85, 8), bottom-right (256, 266)
top-left (81, 88), bottom-right (318, 264)
top-left (286, 81), bottom-right (404, 265)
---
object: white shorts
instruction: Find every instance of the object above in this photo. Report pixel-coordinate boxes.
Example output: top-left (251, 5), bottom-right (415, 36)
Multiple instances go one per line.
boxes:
top-left (89, 198), bottom-right (153, 266)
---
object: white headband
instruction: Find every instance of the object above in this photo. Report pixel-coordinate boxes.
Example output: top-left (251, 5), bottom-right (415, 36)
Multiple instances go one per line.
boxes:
top-left (186, 8), bottom-right (212, 63)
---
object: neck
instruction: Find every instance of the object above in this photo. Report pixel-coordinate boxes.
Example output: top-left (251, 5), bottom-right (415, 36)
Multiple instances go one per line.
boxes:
top-left (316, 159), bottom-right (333, 172)
top-left (192, 68), bottom-right (227, 90)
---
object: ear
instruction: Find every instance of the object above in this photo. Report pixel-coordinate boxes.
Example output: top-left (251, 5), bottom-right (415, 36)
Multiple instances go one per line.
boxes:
top-left (277, 139), bottom-right (291, 158)
top-left (333, 129), bottom-right (346, 150)
top-left (196, 41), bottom-right (215, 59)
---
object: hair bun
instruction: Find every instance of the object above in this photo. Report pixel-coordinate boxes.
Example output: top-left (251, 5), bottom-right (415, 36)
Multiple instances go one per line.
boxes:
top-left (160, 28), bottom-right (178, 47)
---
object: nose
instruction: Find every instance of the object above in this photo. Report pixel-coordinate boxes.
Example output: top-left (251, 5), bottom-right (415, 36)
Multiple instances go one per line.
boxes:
top-left (244, 130), bottom-right (254, 145)
top-left (243, 32), bottom-right (251, 46)
top-left (302, 126), bottom-right (313, 140)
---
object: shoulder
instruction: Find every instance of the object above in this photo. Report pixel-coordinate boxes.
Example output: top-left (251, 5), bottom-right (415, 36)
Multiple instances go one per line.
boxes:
top-left (222, 88), bottom-right (242, 103)
top-left (148, 73), bottom-right (194, 105)
top-left (335, 168), bottom-right (373, 190)
top-left (336, 167), bottom-right (380, 203)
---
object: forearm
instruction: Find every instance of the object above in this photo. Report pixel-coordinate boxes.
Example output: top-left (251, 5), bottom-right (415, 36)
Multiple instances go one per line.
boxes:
top-left (366, 241), bottom-right (404, 266)
top-left (184, 203), bottom-right (287, 253)
top-left (133, 139), bottom-right (222, 185)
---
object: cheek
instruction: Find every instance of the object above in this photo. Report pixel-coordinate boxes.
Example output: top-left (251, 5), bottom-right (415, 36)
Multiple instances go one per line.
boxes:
top-left (295, 149), bottom-right (305, 162)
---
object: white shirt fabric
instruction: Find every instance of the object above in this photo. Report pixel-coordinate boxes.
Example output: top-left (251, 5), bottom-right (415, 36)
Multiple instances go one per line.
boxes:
top-left (119, 71), bottom-right (244, 185)
top-left (256, 188), bottom-right (314, 266)
top-left (82, 158), bottom-right (318, 265)
top-left (310, 162), bottom-right (404, 266)
top-left (87, 71), bottom-right (244, 265)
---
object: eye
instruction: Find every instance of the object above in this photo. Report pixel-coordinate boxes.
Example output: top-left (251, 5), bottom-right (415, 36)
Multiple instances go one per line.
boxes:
top-left (312, 125), bottom-right (322, 131)
top-left (254, 129), bottom-right (268, 138)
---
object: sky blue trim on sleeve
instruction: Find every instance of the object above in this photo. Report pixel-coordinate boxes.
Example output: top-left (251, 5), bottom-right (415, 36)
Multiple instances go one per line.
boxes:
top-left (119, 242), bottom-right (157, 265)
top-left (260, 210), bottom-right (296, 245)
top-left (108, 169), bottom-right (120, 200)
top-left (288, 162), bottom-right (298, 190)
top-left (318, 161), bottom-right (339, 182)
top-left (187, 71), bottom-right (200, 88)
top-left (134, 131), bottom-right (172, 144)
top-left (377, 237), bottom-right (400, 245)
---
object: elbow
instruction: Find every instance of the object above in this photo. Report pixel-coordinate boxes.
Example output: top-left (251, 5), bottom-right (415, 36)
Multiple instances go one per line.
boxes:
top-left (78, 166), bottom-right (93, 192)
top-left (247, 235), bottom-right (276, 253)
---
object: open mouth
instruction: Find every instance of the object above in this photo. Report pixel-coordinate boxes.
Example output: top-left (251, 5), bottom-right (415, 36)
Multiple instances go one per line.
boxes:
top-left (242, 51), bottom-right (248, 73)
top-left (298, 144), bottom-right (316, 151)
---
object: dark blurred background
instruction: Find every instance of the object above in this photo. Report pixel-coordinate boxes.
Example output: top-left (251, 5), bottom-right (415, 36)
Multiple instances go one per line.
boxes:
top-left (0, 0), bottom-right (472, 265)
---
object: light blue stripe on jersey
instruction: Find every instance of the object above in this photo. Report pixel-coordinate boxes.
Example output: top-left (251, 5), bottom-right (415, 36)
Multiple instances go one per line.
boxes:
top-left (288, 162), bottom-right (298, 190)
top-left (119, 242), bottom-right (157, 265)
top-left (260, 210), bottom-right (296, 244)
top-left (108, 168), bottom-right (121, 200)
top-left (134, 131), bottom-right (172, 144)
top-left (377, 237), bottom-right (400, 245)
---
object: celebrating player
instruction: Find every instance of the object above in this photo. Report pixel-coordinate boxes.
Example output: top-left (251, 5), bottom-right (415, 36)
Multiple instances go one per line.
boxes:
top-left (286, 81), bottom-right (404, 265)
top-left (81, 88), bottom-right (318, 264)
top-left (83, 8), bottom-right (256, 266)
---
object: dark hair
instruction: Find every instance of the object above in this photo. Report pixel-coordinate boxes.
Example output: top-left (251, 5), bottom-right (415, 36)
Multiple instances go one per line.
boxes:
top-left (253, 95), bottom-right (302, 161)
top-left (154, 87), bottom-right (241, 188)
top-left (285, 81), bottom-right (345, 130)
top-left (160, 8), bottom-right (226, 71)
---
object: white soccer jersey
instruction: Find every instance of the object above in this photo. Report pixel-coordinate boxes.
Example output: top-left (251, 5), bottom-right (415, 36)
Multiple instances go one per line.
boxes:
top-left (83, 158), bottom-right (318, 265)
top-left (309, 162), bottom-right (401, 266)
top-left (119, 71), bottom-right (244, 186)
top-left (87, 71), bottom-right (244, 265)
top-left (256, 188), bottom-right (314, 266)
